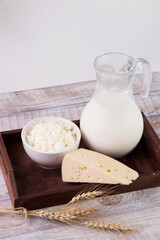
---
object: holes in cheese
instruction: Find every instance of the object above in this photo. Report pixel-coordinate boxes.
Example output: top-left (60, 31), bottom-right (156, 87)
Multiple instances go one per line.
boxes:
top-left (62, 148), bottom-right (139, 185)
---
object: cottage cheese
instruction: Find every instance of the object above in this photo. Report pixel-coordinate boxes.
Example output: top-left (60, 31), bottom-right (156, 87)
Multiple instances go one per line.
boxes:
top-left (26, 121), bottom-right (76, 152)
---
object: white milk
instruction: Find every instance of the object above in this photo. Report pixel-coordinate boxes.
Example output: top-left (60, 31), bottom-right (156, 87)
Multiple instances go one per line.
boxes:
top-left (80, 90), bottom-right (143, 158)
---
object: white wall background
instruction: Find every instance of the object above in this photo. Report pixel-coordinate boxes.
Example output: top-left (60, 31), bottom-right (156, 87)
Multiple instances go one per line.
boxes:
top-left (0, 0), bottom-right (160, 93)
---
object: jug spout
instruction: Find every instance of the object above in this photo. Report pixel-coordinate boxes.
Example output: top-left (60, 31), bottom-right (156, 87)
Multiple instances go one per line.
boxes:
top-left (94, 53), bottom-right (135, 94)
top-left (94, 52), bottom-right (152, 97)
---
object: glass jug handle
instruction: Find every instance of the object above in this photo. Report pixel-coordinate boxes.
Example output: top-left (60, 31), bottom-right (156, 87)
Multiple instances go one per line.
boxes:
top-left (137, 58), bottom-right (152, 98)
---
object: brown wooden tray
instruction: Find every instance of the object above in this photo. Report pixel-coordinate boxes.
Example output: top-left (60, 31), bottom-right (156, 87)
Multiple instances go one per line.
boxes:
top-left (0, 114), bottom-right (160, 210)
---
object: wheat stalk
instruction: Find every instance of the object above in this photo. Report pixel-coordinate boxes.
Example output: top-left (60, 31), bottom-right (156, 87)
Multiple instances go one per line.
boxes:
top-left (0, 206), bottom-right (97, 226)
top-left (31, 207), bottom-right (97, 223)
top-left (59, 207), bottom-right (97, 217)
top-left (68, 183), bottom-right (121, 205)
top-left (68, 190), bottom-right (104, 204)
top-left (83, 220), bottom-right (132, 232)
top-left (32, 209), bottom-right (76, 223)
top-left (0, 207), bottom-right (132, 233)
top-left (0, 185), bottom-right (133, 234)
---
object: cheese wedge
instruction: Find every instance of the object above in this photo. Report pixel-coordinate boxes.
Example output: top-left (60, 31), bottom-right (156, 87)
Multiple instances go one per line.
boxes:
top-left (62, 148), bottom-right (139, 185)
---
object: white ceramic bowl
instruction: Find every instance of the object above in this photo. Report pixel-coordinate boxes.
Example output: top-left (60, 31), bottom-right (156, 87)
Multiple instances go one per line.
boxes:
top-left (21, 116), bottom-right (81, 169)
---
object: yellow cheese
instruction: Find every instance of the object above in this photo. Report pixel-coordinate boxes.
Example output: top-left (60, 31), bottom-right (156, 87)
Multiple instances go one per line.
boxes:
top-left (62, 148), bottom-right (139, 185)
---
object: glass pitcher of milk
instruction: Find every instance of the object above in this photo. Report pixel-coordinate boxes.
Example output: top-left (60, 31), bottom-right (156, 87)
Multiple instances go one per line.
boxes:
top-left (80, 52), bottom-right (152, 158)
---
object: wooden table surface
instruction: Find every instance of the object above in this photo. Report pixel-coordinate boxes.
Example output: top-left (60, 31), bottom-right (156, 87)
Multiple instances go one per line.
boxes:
top-left (0, 73), bottom-right (160, 240)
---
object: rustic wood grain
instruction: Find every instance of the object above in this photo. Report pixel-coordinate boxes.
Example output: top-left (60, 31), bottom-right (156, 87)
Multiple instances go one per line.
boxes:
top-left (0, 72), bottom-right (160, 239)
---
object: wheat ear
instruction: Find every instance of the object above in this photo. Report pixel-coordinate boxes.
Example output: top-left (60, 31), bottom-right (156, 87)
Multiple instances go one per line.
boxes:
top-left (68, 190), bottom-right (104, 204)
top-left (83, 220), bottom-right (132, 232)
top-left (60, 207), bottom-right (97, 217)
top-left (29, 207), bottom-right (97, 223)
top-left (32, 209), bottom-right (76, 223)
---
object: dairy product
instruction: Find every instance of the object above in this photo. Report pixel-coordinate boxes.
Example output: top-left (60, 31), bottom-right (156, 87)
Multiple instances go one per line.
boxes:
top-left (26, 121), bottom-right (76, 152)
top-left (62, 148), bottom-right (139, 185)
top-left (80, 91), bottom-right (143, 158)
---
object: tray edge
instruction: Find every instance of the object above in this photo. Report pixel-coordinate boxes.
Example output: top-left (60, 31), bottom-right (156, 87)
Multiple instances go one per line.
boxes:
top-left (0, 133), bottom-right (19, 206)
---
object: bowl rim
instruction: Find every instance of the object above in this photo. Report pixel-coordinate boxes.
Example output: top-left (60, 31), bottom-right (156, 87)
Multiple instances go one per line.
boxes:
top-left (21, 116), bottom-right (81, 155)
